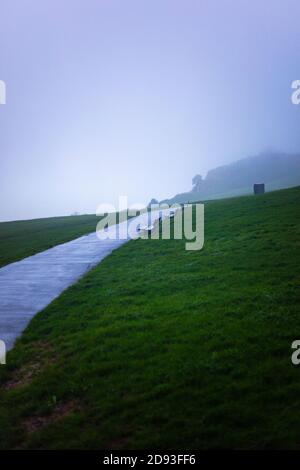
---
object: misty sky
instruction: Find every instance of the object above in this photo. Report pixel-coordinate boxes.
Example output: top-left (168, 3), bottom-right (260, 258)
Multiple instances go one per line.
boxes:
top-left (1, 0), bottom-right (300, 221)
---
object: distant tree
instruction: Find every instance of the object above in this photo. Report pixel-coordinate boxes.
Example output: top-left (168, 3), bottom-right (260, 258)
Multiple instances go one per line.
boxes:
top-left (149, 198), bottom-right (159, 206)
top-left (192, 174), bottom-right (203, 192)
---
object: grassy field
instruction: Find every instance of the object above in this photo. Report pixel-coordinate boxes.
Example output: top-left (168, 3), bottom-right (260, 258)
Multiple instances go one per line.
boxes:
top-left (0, 214), bottom-right (102, 268)
top-left (0, 187), bottom-right (300, 449)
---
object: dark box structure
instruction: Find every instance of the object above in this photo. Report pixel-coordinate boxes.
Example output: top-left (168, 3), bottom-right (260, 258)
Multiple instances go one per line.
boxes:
top-left (253, 183), bottom-right (265, 195)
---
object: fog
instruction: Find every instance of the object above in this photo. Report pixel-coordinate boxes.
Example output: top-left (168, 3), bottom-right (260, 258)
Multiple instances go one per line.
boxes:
top-left (0, 0), bottom-right (300, 221)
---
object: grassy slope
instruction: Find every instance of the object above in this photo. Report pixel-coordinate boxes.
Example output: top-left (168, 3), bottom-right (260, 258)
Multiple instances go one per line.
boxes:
top-left (0, 187), bottom-right (300, 449)
top-left (0, 214), bottom-right (101, 268)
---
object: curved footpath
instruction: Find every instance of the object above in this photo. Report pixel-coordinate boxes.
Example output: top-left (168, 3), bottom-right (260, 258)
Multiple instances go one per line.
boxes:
top-left (0, 209), bottom-right (175, 350)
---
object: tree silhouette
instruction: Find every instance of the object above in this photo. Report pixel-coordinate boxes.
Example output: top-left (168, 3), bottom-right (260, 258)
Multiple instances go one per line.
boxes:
top-left (192, 174), bottom-right (203, 192)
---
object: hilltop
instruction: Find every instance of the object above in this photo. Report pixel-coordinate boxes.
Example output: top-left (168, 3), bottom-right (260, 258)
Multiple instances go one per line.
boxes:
top-left (163, 152), bottom-right (300, 204)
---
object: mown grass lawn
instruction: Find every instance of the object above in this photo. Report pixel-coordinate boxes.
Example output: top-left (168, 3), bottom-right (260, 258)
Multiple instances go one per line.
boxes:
top-left (0, 187), bottom-right (299, 449)
top-left (0, 214), bottom-right (101, 268)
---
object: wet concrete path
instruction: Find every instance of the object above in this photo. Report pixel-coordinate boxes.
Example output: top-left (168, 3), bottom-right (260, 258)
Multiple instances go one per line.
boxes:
top-left (0, 209), bottom-right (174, 350)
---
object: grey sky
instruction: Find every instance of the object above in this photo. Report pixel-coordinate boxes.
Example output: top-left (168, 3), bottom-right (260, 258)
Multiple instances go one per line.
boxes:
top-left (1, 0), bottom-right (300, 221)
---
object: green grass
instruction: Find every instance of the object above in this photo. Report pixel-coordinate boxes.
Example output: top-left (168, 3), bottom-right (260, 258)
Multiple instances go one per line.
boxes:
top-left (0, 214), bottom-right (102, 268)
top-left (0, 187), bottom-right (300, 449)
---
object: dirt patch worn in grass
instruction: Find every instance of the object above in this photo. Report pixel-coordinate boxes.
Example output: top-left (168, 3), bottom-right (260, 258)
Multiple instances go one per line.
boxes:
top-left (23, 400), bottom-right (79, 434)
top-left (1, 341), bottom-right (56, 391)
